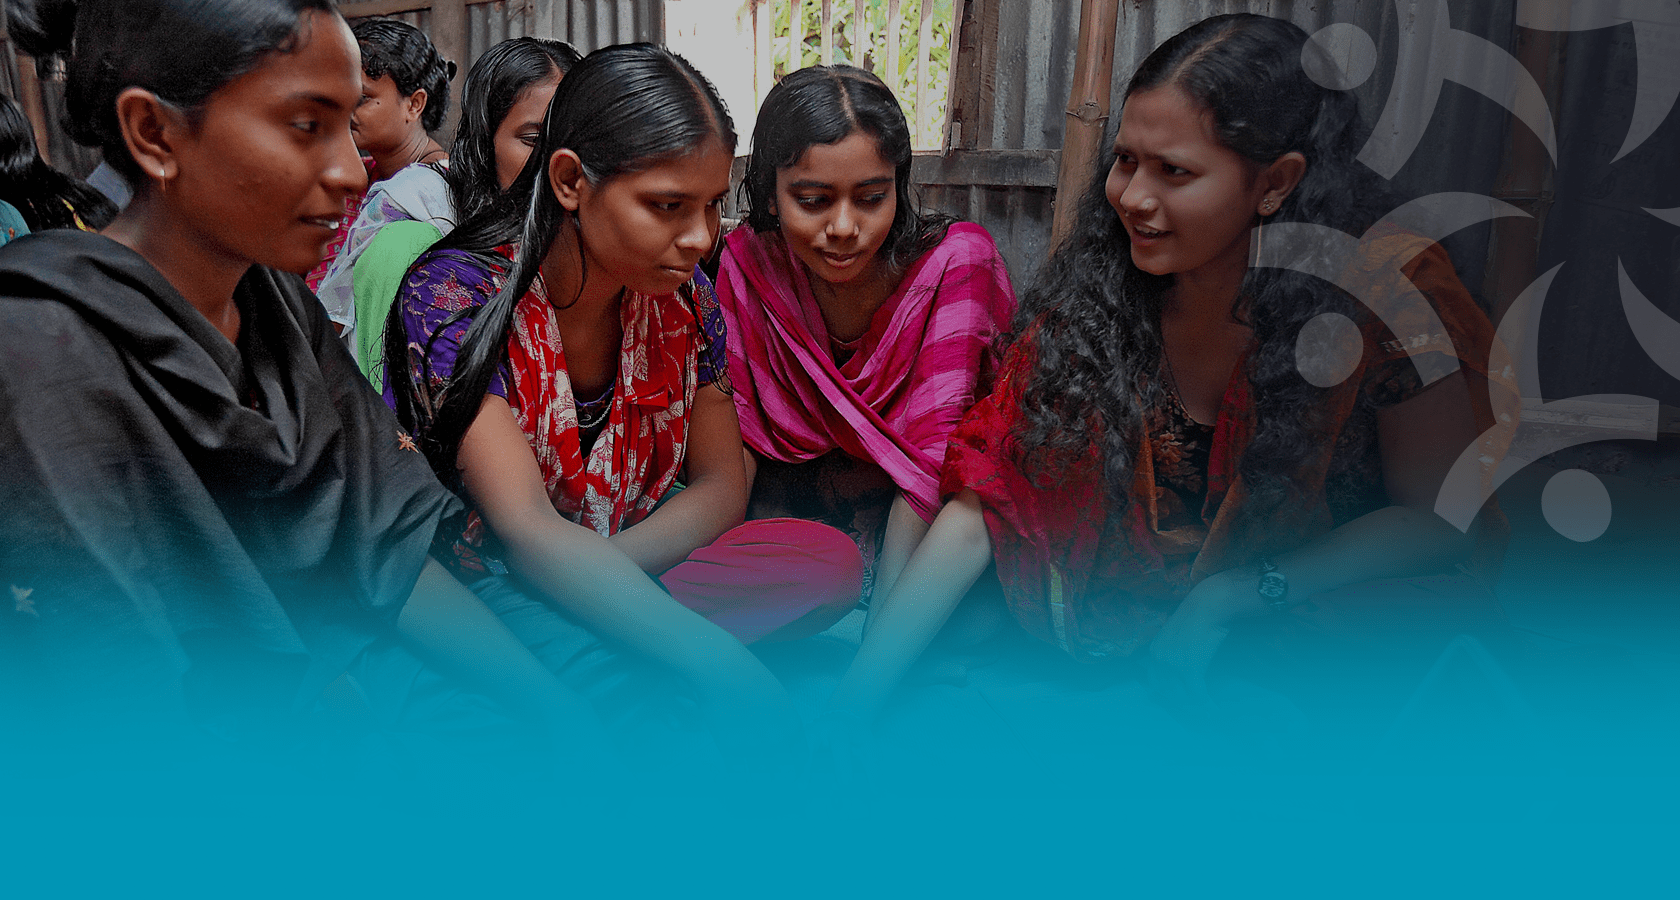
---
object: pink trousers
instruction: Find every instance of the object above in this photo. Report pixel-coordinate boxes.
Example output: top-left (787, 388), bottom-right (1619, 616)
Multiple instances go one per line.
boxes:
top-left (658, 517), bottom-right (863, 644)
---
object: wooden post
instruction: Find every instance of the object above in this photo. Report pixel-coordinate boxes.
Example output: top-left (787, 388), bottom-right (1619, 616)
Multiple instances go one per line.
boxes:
top-left (788, 0), bottom-right (804, 73)
top-left (1050, 0), bottom-right (1119, 252)
top-left (430, 0), bottom-right (468, 144)
top-left (946, 0), bottom-right (999, 152)
top-left (940, 0), bottom-right (963, 151)
top-left (14, 52), bottom-right (52, 167)
top-left (821, 0), bottom-right (834, 66)
top-left (886, 0), bottom-right (901, 90)
top-left (915, 0), bottom-right (933, 146)
top-left (756, 0), bottom-right (773, 105)
top-left (853, 0), bottom-right (867, 69)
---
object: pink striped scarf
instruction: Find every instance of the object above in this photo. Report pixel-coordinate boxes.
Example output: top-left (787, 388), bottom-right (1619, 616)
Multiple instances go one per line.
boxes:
top-left (717, 222), bottom-right (1016, 522)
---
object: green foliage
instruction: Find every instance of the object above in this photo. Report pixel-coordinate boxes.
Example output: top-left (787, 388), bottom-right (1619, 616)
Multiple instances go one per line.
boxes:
top-left (766, 0), bottom-right (955, 148)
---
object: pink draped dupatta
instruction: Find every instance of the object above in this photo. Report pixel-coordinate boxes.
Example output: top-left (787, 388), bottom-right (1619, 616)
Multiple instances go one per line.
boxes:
top-left (717, 222), bottom-right (1016, 522)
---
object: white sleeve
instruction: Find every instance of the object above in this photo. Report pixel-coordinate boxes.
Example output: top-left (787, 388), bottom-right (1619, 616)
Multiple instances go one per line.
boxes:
top-left (314, 163), bottom-right (455, 362)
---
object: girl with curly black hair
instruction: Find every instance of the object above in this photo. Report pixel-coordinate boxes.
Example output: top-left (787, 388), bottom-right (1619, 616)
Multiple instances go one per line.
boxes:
top-left (823, 13), bottom-right (1510, 729)
top-left (304, 17), bottom-right (454, 292)
top-left (348, 16), bottom-right (454, 180)
top-left (318, 35), bottom-right (579, 381)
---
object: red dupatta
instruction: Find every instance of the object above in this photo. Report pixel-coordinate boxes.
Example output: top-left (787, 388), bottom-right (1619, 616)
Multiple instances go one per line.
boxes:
top-left (941, 234), bottom-right (1510, 659)
top-left (462, 270), bottom-right (702, 546)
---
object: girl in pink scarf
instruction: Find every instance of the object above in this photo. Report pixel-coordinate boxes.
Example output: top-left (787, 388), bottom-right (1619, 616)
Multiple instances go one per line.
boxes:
top-left (718, 66), bottom-right (1017, 604)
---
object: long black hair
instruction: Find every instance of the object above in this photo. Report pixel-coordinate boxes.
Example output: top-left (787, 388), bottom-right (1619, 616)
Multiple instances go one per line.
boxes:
top-left (350, 17), bottom-right (455, 134)
top-left (446, 36), bottom-right (580, 227)
top-left (0, 92), bottom-right (115, 230)
top-left (385, 42), bottom-right (735, 484)
top-left (54, 0), bottom-right (337, 187)
top-left (741, 64), bottom-right (951, 272)
top-left (1012, 13), bottom-right (1393, 515)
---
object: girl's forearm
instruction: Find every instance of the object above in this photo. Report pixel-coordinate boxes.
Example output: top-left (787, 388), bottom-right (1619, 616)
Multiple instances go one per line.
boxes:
top-left (1275, 504), bottom-right (1476, 600)
top-left (866, 491), bottom-right (935, 618)
top-left (609, 473), bottom-right (745, 575)
top-left (1205, 504), bottom-right (1479, 623)
top-left (830, 491), bottom-right (993, 720)
top-left (395, 556), bottom-right (610, 745)
top-left (500, 513), bottom-right (770, 693)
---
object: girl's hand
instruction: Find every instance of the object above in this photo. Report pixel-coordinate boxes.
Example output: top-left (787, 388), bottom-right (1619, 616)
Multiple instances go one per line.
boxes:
top-left (698, 669), bottom-right (802, 764)
top-left (1147, 569), bottom-right (1258, 715)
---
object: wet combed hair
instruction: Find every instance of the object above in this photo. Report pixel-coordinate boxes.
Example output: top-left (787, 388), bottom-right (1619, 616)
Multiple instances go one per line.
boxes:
top-left (1011, 13), bottom-right (1394, 516)
top-left (55, 0), bottom-right (337, 186)
top-left (385, 43), bottom-right (736, 486)
top-left (741, 64), bottom-right (951, 272)
top-left (0, 92), bottom-right (116, 230)
top-left (351, 17), bottom-right (455, 133)
top-left (446, 36), bottom-right (580, 227)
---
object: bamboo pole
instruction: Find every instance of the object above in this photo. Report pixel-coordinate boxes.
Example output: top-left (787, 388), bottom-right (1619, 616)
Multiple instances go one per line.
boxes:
top-left (1050, 0), bottom-right (1119, 252)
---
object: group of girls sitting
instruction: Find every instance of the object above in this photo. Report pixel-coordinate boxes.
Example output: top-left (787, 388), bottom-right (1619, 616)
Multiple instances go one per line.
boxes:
top-left (0, 0), bottom-right (1509, 761)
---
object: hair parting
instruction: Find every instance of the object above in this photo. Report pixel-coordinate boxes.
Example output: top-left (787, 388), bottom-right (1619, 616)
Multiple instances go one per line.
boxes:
top-left (740, 64), bottom-right (952, 273)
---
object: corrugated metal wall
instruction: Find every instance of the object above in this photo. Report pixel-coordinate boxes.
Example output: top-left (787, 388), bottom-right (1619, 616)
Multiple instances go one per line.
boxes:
top-left (1537, 21), bottom-right (1680, 404)
top-left (343, 0), bottom-right (1521, 305)
top-left (343, 1), bottom-right (662, 88)
top-left (463, 0), bottom-right (662, 56)
top-left (344, 1), bottom-right (660, 54)
top-left (367, 7), bottom-right (432, 32)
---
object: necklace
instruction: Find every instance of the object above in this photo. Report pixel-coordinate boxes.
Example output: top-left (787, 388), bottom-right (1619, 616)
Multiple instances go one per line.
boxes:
top-left (1159, 350), bottom-right (1214, 427)
top-left (576, 384), bottom-right (613, 430)
top-left (1160, 348), bottom-right (1184, 406)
